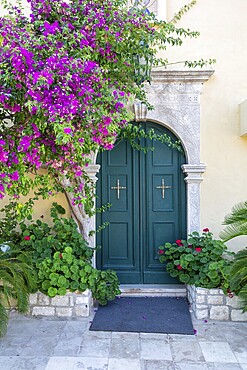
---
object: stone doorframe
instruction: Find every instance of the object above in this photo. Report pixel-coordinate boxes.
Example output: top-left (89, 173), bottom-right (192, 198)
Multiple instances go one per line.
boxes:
top-left (85, 70), bottom-right (214, 254)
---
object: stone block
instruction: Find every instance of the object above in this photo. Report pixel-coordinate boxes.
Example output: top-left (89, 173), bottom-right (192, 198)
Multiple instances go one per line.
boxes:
top-left (32, 306), bottom-right (55, 316)
top-left (210, 306), bottom-right (229, 321)
top-left (188, 292), bottom-right (195, 301)
top-left (38, 293), bottom-right (50, 306)
top-left (187, 293), bottom-right (193, 304)
top-left (56, 307), bottom-right (73, 317)
top-left (191, 303), bottom-right (196, 311)
top-left (209, 288), bottom-right (223, 295)
top-left (69, 295), bottom-right (75, 307)
top-left (75, 296), bottom-right (90, 305)
top-left (226, 296), bottom-right (242, 308)
top-left (195, 288), bottom-right (208, 295)
top-left (51, 295), bottom-right (70, 306)
top-left (81, 289), bottom-right (92, 297)
top-left (195, 309), bottom-right (209, 320)
top-left (196, 304), bottom-right (208, 309)
top-left (74, 306), bottom-right (90, 317)
top-left (195, 295), bottom-right (206, 304)
top-left (231, 309), bottom-right (247, 322)
top-left (29, 293), bottom-right (38, 305)
top-left (207, 295), bottom-right (224, 305)
top-left (187, 285), bottom-right (194, 293)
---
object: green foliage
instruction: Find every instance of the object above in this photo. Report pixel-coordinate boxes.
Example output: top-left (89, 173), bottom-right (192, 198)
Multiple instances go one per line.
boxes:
top-left (19, 204), bottom-right (94, 263)
top-left (229, 248), bottom-right (247, 312)
top-left (158, 230), bottom-right (234, 291)
top-left (119, 123), bottom-right (182, 153)
top-left (37, 247), bottom-right (120, 305)
top-left (220, 201), bottom-right (247, 242)
top-left (0, 248), bottom-right (37, 337)
top-left (220, 201), bottom-right (247, 311)
top-left (170, 0), bottom-right (198, 24)
top-left (0, 202), bottom-right (120, 306)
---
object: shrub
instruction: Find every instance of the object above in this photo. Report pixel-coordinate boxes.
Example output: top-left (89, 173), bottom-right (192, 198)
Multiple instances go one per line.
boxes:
top-left (220, 201), bottom-right (247, 311)
top-left (0, 248), bottom-right (37, 336)
top-left (0, 202), bottom-right (121, 306)
top-left (158, 229), bottom-right (234, 292)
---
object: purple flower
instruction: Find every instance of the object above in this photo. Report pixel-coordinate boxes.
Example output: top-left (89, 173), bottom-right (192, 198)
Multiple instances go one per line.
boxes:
top-left (18, 136), bottom-right (31, 151)
top-left (64, 127), bottom-right (72, 134)
top-left (83, 61), bottom-right (98, 74)
top-left (43, 21), bottom-right (61, 36)
top-left (115, 102), bottom-right (124, 111)
top-left (0, 148), bottom-right (8, 163)
top-left (103, 116), bottom-right (112, 125)
top-left (10, 171), bottom-right (19, 181)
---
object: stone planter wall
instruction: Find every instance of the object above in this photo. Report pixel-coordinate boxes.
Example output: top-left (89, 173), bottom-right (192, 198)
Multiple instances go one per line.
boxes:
top-left (187, 285), bottom-right (247, 321)
top-left (28, 290), bottom-right (93, 317)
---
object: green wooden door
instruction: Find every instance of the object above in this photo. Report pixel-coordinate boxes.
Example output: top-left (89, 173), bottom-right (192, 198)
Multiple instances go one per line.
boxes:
top-left (96, 122), bottom-right (186, 284)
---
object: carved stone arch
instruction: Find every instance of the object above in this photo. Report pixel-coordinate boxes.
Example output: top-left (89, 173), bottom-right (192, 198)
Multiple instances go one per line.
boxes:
top-left (87, 70), bottom-right (214, 247)
top-left (143, 70), bottom-right (214, 233)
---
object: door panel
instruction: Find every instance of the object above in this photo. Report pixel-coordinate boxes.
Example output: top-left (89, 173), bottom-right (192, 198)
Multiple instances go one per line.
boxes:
top-left (96, 122), bottom-right (186, 284)
top-left (97, 139), bottom-right (141, 283)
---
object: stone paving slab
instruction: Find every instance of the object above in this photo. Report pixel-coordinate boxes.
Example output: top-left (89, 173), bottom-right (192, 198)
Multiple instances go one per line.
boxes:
top-left (0, 312), bottom-right (247, 369)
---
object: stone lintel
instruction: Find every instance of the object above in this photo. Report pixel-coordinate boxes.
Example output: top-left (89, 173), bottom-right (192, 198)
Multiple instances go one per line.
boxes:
top-left (150, 70), bottom-right (215, 84)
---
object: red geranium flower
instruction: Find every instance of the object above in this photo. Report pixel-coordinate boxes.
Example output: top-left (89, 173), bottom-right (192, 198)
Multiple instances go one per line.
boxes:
top-left (195, 247), bottom-right (202, 252)
top-left (203, 228), bottom-right (209, 232)
top-left (159, 250), bottom-right (165, 254)
top-left (24, 236), bottom-right (30, 240)
top-left (177, 264), bottom-right (183, 270)
top-left (176, 239), bottom-right (182, 244)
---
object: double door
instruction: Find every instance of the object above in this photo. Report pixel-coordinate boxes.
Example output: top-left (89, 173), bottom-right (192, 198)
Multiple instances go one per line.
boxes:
top-left (96, 122), bottom-right (186, 284)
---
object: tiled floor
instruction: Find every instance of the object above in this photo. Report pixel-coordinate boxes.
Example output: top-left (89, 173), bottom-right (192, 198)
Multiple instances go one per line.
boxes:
top-left (0, 311), bottom-right (246, 369)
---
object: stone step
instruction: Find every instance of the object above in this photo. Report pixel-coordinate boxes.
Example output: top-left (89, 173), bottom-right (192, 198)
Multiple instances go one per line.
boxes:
top-left (119, 284), bottom-right (187, 297)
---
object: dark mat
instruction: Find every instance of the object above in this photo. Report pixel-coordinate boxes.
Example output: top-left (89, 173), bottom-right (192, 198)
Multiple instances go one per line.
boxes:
top-left (89, 296), bottom-right (194, 335)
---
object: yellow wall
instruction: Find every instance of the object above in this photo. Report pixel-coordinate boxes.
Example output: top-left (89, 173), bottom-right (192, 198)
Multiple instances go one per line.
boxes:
top-left (160, 0), bottom-right (247, 249)
top-left (0, 191), bottom-right (70, 225)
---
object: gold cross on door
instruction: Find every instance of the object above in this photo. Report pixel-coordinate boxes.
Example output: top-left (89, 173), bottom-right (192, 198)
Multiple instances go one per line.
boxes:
top-left (155, 178), bottom-right (171, 199)
top-left (111, 179), bottom-right (127, 199)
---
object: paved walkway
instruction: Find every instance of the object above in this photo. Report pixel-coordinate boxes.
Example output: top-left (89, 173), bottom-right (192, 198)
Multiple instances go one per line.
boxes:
top-left (0, 311), bottom-right (247, 370)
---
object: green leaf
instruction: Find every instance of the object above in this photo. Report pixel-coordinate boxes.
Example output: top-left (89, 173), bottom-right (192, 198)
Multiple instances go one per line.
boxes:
top-left (170, 270), bottom-right (178, 277)
top-left (184, 254), bottom-right (195, 262)
top-left (58, 287), bottom-right (67, 295)
top-left (48, 287), bottom-right (58, 297)
top-left (207, 270), bottom-right (218, 279)
top-left (179, 273), bottom-right (190, 283)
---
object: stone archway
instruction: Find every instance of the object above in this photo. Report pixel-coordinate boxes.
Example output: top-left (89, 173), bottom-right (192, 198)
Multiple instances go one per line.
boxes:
top-left (139, 70), bottom-right (214, 234)
top-left (86, 70), bottom-right (214, 252)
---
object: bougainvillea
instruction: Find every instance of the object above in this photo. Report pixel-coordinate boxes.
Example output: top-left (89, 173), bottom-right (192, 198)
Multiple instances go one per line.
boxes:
top-left (0, 0), bottom-right (214, 214)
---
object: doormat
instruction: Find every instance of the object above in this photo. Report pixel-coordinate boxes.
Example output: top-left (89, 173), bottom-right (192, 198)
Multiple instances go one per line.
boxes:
top-left (89, 296), bottom-right (194, 335)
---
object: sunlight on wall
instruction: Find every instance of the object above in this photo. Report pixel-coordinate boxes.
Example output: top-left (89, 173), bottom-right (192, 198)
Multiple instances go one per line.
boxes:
top-left (162, 0), bottom-right (247, 250)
